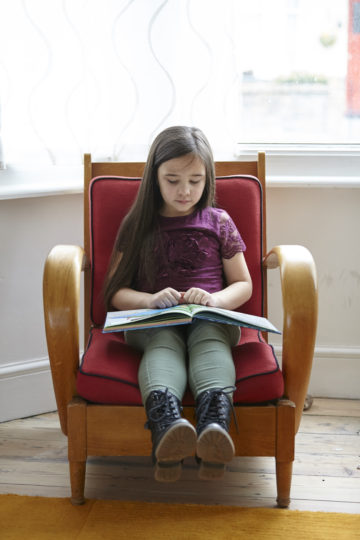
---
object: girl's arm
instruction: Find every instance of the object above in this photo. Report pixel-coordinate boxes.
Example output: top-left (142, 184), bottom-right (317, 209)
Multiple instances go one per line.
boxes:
top-left (108, 251), bottom-right (181, 310)
top-left (111, 286), bottom-right (182, 311)
top-left (182, 252), bottom-right (252, 311)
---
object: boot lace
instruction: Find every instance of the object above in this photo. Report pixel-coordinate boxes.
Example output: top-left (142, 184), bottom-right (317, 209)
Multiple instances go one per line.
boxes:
top-left (145, 388), bottom-right (181, 430)
top-left (196, 386), bottom-right (237, 433)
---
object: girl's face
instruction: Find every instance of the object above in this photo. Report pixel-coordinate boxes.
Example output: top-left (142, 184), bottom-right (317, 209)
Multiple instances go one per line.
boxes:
top-left (157, 153), bottom-right (206, 217)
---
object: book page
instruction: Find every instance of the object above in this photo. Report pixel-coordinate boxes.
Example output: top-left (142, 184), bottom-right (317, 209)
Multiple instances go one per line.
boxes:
top-left (188, 305), bottom-right (280, 333)
top-left (104, 304), bottom-right (193, 328)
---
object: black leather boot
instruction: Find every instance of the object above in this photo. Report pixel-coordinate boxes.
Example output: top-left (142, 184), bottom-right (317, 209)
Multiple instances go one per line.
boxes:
top-left (195, 387), bottom-right (236, 480)
top-left (145, 388), bottom-right (197, 482)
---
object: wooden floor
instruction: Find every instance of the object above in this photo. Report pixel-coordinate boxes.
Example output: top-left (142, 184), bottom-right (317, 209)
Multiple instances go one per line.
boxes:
top-left (0, 398), bottom-right (359, 513)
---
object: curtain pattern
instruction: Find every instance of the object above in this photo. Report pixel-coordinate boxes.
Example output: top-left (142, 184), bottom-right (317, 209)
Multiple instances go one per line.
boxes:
top-left (0, 0), bottom-right (243, 165)
top-left (0, 0), bottom-right (353, 167)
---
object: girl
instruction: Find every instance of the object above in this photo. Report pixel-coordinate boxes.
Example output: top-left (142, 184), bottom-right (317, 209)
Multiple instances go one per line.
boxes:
top-left (104, 126), bottom-right (252, 482)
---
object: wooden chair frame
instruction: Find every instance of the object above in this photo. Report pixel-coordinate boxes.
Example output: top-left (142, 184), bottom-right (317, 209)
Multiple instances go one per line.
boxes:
top-left (43, 153), bottom-right (318, 506)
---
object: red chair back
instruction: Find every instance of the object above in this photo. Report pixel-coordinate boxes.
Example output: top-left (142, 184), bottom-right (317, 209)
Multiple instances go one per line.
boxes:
top-left (89, 175), bottom-right (263, 327)
top-left (77, 172), bottom-right (283, 406)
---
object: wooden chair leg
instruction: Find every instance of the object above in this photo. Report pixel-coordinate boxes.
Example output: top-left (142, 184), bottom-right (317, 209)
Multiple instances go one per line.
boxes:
top-left (276, 460), bottom-right (293, 508)
top-left (68, 397), bottom-right (87, 505)
top-left (276, 400), bottom-right (295, 508)
top-left (69, 460), bottom-right (87, 505)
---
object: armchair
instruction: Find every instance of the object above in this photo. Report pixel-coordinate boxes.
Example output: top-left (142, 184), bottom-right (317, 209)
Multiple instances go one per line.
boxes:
top-left (43, 153), bottom-right (317, 506)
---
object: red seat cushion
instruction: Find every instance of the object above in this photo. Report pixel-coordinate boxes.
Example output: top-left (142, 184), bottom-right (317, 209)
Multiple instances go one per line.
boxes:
top-left (76, 174), bottom-right (284, 405)
top-left (77, 327), bottom-right (283, 405)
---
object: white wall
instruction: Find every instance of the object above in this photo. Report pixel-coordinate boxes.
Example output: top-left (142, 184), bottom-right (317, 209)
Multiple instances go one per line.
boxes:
top-left (266, 187), bottom-right (360, 399)
top-left (0, 193), bottom-right (83, 422)
top-left (0, 185), bottom-right (359, 422)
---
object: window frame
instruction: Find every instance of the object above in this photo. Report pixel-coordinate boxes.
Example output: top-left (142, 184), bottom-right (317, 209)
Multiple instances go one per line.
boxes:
top-left (1, 142), bottom-right (360, 200)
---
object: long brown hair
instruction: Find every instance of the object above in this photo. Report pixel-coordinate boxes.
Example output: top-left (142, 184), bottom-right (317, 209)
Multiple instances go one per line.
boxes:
top-left (103, 126), bottom-right (216, 310)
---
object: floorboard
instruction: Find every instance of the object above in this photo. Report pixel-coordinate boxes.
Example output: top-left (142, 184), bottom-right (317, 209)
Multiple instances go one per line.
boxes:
top-left (0, 398), bottom-right (359, 513)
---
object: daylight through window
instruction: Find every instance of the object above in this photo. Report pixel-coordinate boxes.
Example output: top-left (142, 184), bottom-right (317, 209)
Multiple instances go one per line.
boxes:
top-left (0, 0), bottom-right (359, 167)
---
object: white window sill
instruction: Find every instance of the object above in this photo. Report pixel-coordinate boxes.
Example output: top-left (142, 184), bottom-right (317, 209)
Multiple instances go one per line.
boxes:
top-left (267, 175), bottom-right (360, 188)
top-left (1, 146), bottom-right (360, 200)
top-left (2, 175), bottom-right (360, 200)
top-left (235, 143), bottom-right (360, 156)
top-left (0, 164), bottom-right (83, 200)
top-left (0, 182), bottom-right (83, 200)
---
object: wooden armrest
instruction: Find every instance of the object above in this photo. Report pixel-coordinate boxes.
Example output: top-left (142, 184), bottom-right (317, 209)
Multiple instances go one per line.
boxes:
top-left (263, 245), bottom-right (318, 432)
top-left (43, 245), bottom-right (86, 435)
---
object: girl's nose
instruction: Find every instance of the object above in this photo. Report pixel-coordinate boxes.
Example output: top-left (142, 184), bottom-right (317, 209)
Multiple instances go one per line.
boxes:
top-left (179, 182), bottom-right (190, 195)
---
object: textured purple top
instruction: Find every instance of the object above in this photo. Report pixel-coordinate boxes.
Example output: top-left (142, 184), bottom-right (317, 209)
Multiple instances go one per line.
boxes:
top-left (137, 207), bottom-right (246, 294)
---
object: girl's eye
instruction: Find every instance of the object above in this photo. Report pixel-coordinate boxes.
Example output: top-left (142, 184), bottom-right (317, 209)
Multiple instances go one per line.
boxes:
top-left (190, 180), bottom-right (200, 185)
top-left (167, 180), bottom-right (178, 184)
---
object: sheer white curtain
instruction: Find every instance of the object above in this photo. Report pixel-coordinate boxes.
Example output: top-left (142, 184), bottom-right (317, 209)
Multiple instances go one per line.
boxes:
top-left (0, 0), bottom-right (243, 166)
top-left (0, 0), bottom-right (353, 171)
top-left (0, 102), bottom-right (4, 169)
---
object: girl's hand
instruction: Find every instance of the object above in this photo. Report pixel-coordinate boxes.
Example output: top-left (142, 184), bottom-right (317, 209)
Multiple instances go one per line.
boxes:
top-left (149, 288), bottom-right (181, 309)
top-left (182, 287), bottom-right (218, 307)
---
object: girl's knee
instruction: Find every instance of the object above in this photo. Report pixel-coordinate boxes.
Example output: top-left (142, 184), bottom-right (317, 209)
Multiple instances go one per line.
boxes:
top-left (188, 320), bottom-right (239, 348)
top-left (146, 326), bottom-right (186, 353)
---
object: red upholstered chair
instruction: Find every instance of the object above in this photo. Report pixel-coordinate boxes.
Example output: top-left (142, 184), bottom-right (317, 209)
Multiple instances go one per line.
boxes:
top-left (43, 153), bottom-right (317, 506)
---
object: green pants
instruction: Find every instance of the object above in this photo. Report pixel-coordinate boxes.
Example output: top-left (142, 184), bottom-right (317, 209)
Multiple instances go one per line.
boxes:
top-left (125, 320), bottom-right (240, 403)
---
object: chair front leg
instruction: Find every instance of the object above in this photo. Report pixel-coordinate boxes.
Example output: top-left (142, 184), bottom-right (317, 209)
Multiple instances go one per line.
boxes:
top-left (275, 400), bottom-right (295, 508)
top-left (69, 461), bottom-right (87, 505)
top-left (276, 461), bottom-right (293, 508)
top-left (68, 397), bottom-right (87, 505)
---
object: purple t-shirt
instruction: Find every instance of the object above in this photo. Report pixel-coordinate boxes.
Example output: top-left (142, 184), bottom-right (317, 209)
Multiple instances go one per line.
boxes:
top-left (137, 207), bottom-right (246, 294)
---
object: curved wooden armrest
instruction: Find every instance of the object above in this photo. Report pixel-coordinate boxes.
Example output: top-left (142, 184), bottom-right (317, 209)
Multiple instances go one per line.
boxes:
top-left (43, 245), bottom-right (86, 435)
top-left (263, 245), bottom-right (318, 432)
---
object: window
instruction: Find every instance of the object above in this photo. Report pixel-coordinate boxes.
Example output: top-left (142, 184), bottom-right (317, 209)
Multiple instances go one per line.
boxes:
top-left (353, 2), bottom-right (360, 32)
top-left (0, 0), bottom-right (359, 177)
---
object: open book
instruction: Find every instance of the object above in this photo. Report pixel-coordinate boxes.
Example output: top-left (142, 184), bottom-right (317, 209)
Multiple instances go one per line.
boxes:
top-left (103, 304), bottom-right (280, 334)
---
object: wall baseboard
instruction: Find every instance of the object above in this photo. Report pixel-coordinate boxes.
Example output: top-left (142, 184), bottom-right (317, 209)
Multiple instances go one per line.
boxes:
top-left (273, 345), bottom-right (360, 400)
top-left (0, 358), bottom-right (57, 423)
top-left (0, 346), bottom-right (359, 422)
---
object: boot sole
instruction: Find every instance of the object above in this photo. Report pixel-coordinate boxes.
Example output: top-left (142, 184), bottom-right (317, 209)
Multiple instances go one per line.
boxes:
top-left (196, 424), bottom-right (235, 480)
top-left (154, 420), bottom-right (197, 482)
top-left (154, 461), bottom-right (182, 482)
top-left (198, 461), bottom-right (226, 480)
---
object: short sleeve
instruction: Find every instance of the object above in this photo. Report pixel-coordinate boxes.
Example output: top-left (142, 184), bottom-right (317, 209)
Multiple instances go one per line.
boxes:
top-left (219, 210), bottom-right (246, 259)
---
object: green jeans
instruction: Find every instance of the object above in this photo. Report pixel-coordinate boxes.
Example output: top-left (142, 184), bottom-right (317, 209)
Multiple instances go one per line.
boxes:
top-left (125, 320), bottom-right (240, 403)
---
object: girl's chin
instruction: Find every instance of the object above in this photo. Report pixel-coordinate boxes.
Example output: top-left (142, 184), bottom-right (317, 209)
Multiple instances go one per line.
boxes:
top-left (161, 203), bottom-right (196, 217)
